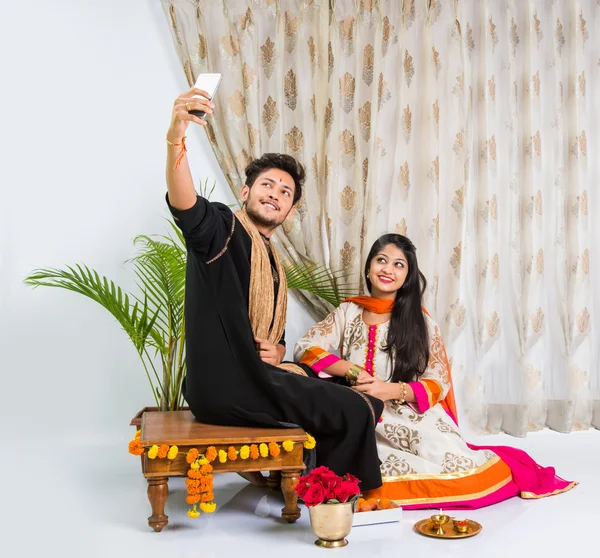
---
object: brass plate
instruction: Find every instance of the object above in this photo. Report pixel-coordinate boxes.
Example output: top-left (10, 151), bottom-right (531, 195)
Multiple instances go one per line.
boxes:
top-left (414, 518), bottom-right (482, 539)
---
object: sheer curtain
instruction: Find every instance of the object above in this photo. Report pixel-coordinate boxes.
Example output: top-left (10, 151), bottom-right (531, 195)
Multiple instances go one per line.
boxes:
top-left (162, 0), bottom-right (599, 435)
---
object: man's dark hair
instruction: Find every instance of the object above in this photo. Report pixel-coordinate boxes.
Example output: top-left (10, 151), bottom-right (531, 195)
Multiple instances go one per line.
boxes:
top-left (244, 153), bottom-right (305, 205)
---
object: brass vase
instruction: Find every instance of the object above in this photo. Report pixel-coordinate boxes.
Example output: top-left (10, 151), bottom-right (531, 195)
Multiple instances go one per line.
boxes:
top-left (308, 502), bottom-right (354, 548)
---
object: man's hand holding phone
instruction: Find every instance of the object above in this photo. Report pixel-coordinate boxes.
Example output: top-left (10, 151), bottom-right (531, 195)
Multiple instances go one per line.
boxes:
top-left (167, 88), bottom-right (214, 142)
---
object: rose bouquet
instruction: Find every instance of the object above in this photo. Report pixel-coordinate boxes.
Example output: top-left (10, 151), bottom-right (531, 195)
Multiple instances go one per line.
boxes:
top-left (294, 466), bottom-right (361, 506)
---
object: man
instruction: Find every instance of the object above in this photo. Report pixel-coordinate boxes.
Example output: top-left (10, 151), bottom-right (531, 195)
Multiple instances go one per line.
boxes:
top-left (165, 86), bottom-right (384, 491)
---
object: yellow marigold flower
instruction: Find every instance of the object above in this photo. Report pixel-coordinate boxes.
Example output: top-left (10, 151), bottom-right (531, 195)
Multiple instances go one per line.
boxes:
top-left (259, 443), bottom-right (269, 458)
top-left (198, 457), bottom-right (209, 465)
top-left (282, 440), bottom-right (295, 452)
top-left (205, 446), bottom-right (217, 462)
top-left (157, 444), bottom-right (169, 459)
top-left (304, 434), bottom-right (316, 450)
top-left (147, 445), bottom-right (159, 459)
top-left (190, 460), bottom-right (200, 470)
top-left (200, 502), bottom-right (217, 513)
top-left (187, 505), bottom-right (200, 519)
top-left (167, 445), bottom-right (178, 460)
top-left (218, 450), bottom-right (227, 463)
top-left (134, 429), bottom-right (141, 439)
top-left (239, 445), bottom-right (250, 459)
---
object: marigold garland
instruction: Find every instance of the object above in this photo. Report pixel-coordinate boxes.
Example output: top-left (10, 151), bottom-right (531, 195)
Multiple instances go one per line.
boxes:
top-left (129, 430), bottom-right (317, 520)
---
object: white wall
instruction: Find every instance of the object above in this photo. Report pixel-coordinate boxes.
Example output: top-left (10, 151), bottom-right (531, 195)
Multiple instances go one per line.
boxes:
top-left (0, 0), bottom-right (314, 443)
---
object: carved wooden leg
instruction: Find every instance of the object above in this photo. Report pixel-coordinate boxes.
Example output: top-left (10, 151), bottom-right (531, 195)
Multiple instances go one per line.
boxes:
top-left (267, 470), bottom-right (282, 491)
top-left (280, 470), bottom-right (301, 523)
top-left (147, 477), bottom-right (169, 532)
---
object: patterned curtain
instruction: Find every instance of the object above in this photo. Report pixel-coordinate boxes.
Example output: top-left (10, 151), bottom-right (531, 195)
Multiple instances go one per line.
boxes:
top-left (162, 0), bottom-right (599, 435)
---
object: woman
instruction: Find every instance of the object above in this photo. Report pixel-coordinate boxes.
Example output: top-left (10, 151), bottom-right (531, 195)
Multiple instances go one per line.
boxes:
top-left (294, 234), bottom-right (576, 509)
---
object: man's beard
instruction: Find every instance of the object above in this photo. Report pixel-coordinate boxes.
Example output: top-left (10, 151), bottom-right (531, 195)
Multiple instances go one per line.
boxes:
top-left (245, 201), bottom-right (285, 229)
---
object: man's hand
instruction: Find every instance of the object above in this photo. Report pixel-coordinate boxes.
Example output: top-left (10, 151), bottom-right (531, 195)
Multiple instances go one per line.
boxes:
top-left (354, 375), bottom-right (393, 402)
top-left (255, 337), bottom-right (283, 366)
top-left (167, 88), bottom-right (214, 142)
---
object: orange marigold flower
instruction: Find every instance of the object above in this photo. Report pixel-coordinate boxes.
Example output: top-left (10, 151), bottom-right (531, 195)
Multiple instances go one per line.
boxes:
top-left (227, 446), bottom-right (238, 461)
top-left (205, 446), bottom-right (217, 462)
top-left (186, 448), bottom-right (199, 464)
top-left (200, 464), bottom-right (214, 475)
top-left (269, 442), bottom-right (280, 457)
top-left (157, 445), bottom-right (169, 459)
top-left (187, 469), bottom-right (201, 479)
top-left (200, 492), bottom-right (215, 503)
top-left (250, 444), bottom-right (259, 459)
top-left (128, 439), bottom-right (144, 456)
top-left (200, 479), bottom-right (213, 492)
top-left (186, 494), bottom-right (201, 505)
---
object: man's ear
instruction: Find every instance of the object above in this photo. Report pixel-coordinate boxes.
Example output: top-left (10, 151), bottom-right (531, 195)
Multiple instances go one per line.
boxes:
top-left (240, 184), bottom-right (250, 203)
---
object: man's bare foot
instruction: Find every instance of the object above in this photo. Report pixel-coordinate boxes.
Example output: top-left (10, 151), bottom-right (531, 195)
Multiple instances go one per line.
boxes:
top-left (237, 472), bottom-right (268, 487)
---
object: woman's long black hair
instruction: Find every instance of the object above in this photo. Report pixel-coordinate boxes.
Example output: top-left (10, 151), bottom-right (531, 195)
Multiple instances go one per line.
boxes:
top-left (364, 234), bottom-right (429, 383)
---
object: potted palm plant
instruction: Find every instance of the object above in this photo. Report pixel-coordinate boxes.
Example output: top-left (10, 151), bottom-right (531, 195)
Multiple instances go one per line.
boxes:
top-left (24, 181), bottom-right (354, 420)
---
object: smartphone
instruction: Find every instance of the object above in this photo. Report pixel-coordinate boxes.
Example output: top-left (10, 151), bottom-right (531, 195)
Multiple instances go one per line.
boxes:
top-left (189, 73), bottom-right (222, 118)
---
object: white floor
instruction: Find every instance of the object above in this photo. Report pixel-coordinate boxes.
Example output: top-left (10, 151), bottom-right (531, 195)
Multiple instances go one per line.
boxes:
top-left (5, 428), bottom-right (598, 558)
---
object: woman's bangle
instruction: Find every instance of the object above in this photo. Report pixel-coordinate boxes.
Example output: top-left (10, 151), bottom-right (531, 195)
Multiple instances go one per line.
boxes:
top-left (345, 365), bottom-right (361, 386)
top-left (392, 382), bottom-right (406, 405)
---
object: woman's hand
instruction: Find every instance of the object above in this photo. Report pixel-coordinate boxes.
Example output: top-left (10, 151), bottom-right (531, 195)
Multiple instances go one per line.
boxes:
top-left (354, 375), bottom-right (394, 402)
top-left (167, 88), bottom-right (214, 142)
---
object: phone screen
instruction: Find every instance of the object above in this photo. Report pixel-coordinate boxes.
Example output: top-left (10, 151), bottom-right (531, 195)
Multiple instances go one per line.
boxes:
top-left (189, 73), bottom-right (222, 118)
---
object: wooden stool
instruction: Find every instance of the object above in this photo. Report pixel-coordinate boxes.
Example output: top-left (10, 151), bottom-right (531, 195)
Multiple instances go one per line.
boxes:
top-left (137, 411), bottom-right (307, 532)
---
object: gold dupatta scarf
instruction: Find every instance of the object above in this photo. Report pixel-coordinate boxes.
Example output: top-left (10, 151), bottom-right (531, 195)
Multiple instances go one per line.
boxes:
top-left (235, 208), bottom-right (287, 345)
top-left (235, 209), bottom-right (306, 377)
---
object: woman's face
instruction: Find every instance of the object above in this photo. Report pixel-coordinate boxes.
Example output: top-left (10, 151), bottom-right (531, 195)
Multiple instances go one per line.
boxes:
top-left (368, 243), bottom-right (409, 299)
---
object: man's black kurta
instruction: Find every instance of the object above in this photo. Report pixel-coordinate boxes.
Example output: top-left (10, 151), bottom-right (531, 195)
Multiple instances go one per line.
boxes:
top-left (169, 195), bottom-right (383, 490)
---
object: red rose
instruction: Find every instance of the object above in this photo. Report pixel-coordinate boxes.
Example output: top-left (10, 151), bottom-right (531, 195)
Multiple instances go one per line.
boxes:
top-left (334, 481), bottom-right (361, 503)
top-left (303, 482), bottom-right (325, 506)
top-left (323, 484), bottom-right (336, 501)
top-left (294, 481), bottom-right (310, 498)
top-left (343, 473), bottom-right (360, 486)
top-left (310, 466), bottom-right (332, 477)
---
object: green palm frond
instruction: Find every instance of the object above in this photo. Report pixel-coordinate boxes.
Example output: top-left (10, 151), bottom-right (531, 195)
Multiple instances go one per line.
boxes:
top-left (284, 262), bottom-right (358, 308)
top-left (24, 264), bottom-right (165, 406)
top-left (24, 264), bottom-right (158, 352)
top-left (129, 234), bottom-right (186, 352)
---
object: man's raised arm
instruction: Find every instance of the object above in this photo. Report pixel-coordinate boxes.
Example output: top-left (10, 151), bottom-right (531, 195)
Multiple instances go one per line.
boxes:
top-left (165, 88), bottom-right (214, 210)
